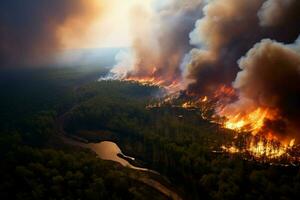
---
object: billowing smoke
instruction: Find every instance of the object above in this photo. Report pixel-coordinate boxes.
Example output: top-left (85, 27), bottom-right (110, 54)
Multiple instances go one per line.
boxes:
top-left (111, 0), bottom-right (203, 87)
top-left (184, 0), bottom-right (300, 96)
top-left (0, 0), bottom-right (105, 67)
top-left (181, 0), bottom-right (300, 141)
top-left (185, 0), bottom-right (266, 96)
top-left (111, 0), bottom-right (300, 92)
top-left (221, 37), bottom-right (300, 140)
top-left (258, 0), bottom-right (300, 42)
top-left (110, 0), bottom-right (300, 140)
top-left (3, 0), bottom-right (299, 140)
top-left (258, 0), bottom-right (300, 27)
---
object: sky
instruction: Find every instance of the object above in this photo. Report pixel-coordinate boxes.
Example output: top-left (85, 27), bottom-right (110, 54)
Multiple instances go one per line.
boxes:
top-left (61, 0), bottom-right (153, 49)
top-left (0, 0), bottom-right (154, 66)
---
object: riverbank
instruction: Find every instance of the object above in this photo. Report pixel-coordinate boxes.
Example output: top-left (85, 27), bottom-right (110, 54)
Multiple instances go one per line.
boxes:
top-left (60, 134), bottom-right (182, 200)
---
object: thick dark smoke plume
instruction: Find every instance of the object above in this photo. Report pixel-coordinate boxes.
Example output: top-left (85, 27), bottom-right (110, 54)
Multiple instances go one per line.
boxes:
top-left (185, 0), bottom-right (300, 96)
top-left (0, 0), bottom-right (103, 67)
top-left (258, 0), bottom-right (300, 27)
top-left (185, 0), bottom-right (265, 95)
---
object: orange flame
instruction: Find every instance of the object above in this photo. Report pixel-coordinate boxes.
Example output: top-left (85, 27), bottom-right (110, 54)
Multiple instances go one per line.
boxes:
top-left (222, 107), bottom-right (274, 134)
top-left (248, 139), bottom-right (286, 159)
top-left (201, 96), bottom-right (208, 102)
top-left (214, 85), bottom-right (236, 99)
top-left (124, 76), bottom-right (181, 92)
top-left (212, 85), bottom-right (298, 160)
top-left (217, 104), bottom-right (297, 158)
top-left (222, 138), bottom-right (296, 159)
top-left (221, 145), bottom-right (240, 154)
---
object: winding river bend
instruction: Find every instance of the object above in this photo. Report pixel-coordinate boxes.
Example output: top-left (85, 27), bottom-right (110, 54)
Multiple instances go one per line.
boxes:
top-left (61, 136), bottom-right (151, 171)
top-left (88, 141), bottom-right (155, 172)
top-left (60, 135), bottom-right (182, 200)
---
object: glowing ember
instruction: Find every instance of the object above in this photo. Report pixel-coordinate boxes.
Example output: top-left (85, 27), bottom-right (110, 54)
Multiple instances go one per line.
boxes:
top-left (181, 101), bottom-right (197, 109)
top-left (221, 145), bottom-right (240, 154)
top-left (289, 139), bottom-right (295, 148)
top-left (201, 96), bottom-right (208, 102)
top-left (182, 102), bottom-right (191, 108)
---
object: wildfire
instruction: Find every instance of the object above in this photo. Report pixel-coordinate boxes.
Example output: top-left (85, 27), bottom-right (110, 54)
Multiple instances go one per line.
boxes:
top-left (221, 145), bottom-right (240, 154)
top-left (181, 101), bottom-right (198, 109)
top-left (201, 96), bottom-right (208, 102)
top-left (222, 108), bottom-right (274, 134)
top-left (248, 139), bottom-right (286, 159)
top-left (214, 86), bottom-right (275, 135)
top-left (209, 84), bottom-right (300, 162)
top-left (137, 80), bottom-right (300, 163)
top-left (214, 85), bottom-right (236, 99)
top-left (217, 107), bottom-right (298, 160)
top-left (124, 76), bottom-right (181, 93)
top-left (221, 137), bottom-right (296, 161)
top-left (124, 77), bottom-right (164, 87)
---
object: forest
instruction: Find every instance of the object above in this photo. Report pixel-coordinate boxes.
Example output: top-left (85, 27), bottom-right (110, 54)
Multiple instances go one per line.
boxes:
top-left (1, 67), bottom-right (300, 200)
top-left (0, 67), bottom-right (167, 200)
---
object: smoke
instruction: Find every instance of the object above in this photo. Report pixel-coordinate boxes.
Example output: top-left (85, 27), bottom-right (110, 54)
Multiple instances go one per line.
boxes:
top-left (222, 37), bottom-right (300, 140)
top-left (258, 0), bottom-right (300, 27)
top-left (184, 0), bottom-right (300, 96)
top-left (3, 0), bottom-right (299, 140)
top-left (258, 0), bottom-right (300, 43)
top-left (184, 0), bottom-right (266, 96)
top-left (0, 0), bottom-right (105, 67)
top-left (170, 0), bottom-right (300, 140)
top-left (111, 0), bottom-right (203, 86)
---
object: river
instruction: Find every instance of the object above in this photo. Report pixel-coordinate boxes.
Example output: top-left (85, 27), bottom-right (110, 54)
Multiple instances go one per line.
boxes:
top-left (60, 135), bottom-right (182, 200)
top-left (61, 135), bottom-right (152, 171)
top-left (88, 141), bottom-right (153, 171)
